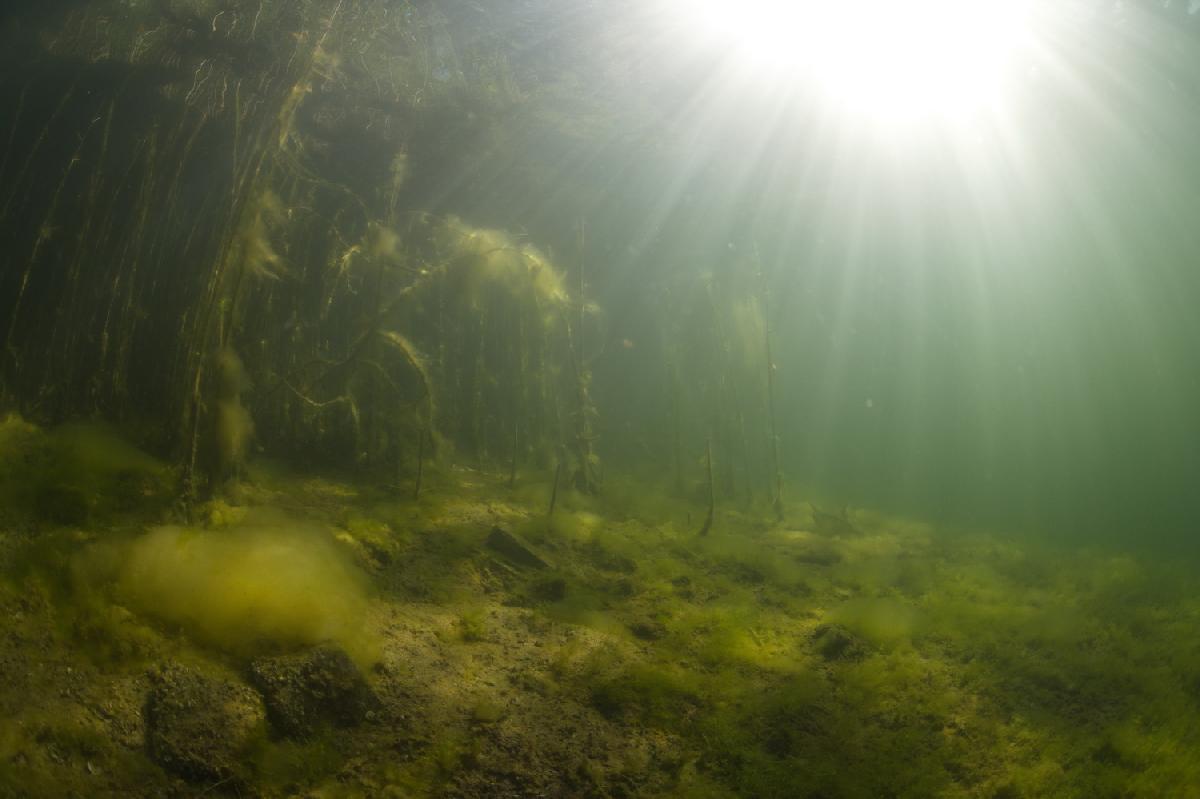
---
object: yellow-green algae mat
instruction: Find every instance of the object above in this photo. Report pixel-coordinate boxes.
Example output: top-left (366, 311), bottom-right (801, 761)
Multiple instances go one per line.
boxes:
top-left (1, 421), bottom-right (1200, 796)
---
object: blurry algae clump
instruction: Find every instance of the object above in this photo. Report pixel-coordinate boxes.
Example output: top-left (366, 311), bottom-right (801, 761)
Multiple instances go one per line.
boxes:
top-left (117, 521), bottom-right (377, 665)
top-left (0, 414), bottom-right (170, 525)
top-left (214, 347), bottom-right (255, 476)
top-left (0, 414), bottom-right (45, 497)
top-left (237, 189), bottom-right (288, 282)
top-left (828, 597), bottom-right (921, 647)
top-left (434, 215), bottom-right (569, 313)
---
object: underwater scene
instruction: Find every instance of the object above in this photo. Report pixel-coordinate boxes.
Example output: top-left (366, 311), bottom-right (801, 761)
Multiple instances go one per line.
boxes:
top-left (2, 1), bottom-right (1200, 797)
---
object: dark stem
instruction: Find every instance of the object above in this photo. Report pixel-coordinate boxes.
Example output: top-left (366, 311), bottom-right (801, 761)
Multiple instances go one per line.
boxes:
top-left (413, 427), bottom-right (425, 501)
top-left (548, 460), bottom-right (563, 516)
top-left (672, 366), bottom-right (683, 494)
top-left (698, 438), bottom-right (715, 537)
top-left (508, 419), bottom-right (518, 488)
top-left (756, 254), bottom-right (783, 521)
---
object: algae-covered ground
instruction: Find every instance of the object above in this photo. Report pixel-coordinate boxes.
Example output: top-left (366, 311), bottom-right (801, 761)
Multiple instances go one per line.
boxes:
top-left (2, 414), bottom-right (1200, 798)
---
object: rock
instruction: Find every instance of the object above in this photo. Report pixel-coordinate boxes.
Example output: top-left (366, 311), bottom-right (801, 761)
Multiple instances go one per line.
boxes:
top-left (604, 576), bottom-right (636, 597)
top-left (248, 645), bottom-right (379, 739)
top-left (143, 663), bottom-right (264, 785)
top-left (628, 619), bottom-right (666, 641)
top-left (485, 526), bottom-right (549, 570)
top-left (761, 701), bottom-right (828, 758)
top-left (793, 539), bottom-right (842, 566)
top-left (811, 624), bottom-right (870, 662)
top-left (810, 505), bottom-right (859, 537)
top-left (33, 482), bottom-right (90, 525)
top-left (528, 575), bottom-right (568, 602)
top-left (585, 541), bottom-right (637, 574)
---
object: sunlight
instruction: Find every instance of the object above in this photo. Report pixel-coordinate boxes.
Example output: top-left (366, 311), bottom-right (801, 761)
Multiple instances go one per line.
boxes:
top-left (679, 0), bottom-right (1032, 121)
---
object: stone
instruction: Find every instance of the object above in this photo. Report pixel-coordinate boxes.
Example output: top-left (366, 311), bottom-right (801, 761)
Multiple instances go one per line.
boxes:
top-left (248, 645), bottom-right (379, 739)
top-left (793, 539), bottom-right (843, 566)
top-left (528, 575), bottom-right (568, 602)
top-left (485, 525), bottom-right (549, 569)
top-left (811, 624), bottom-right (870, 662)
top-left (628, 619), bottom-right (666, 641)
top-left (143, 663), bottom-right (264, 785)
top-left (810, 505), bottom-right (859, 537)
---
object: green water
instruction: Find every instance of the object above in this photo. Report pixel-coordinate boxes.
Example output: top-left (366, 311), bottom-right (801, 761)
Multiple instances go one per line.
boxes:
top-left (2, 2), bottom-right (1200, 797)
top-left (584, 4), bottom-right (1200, 553)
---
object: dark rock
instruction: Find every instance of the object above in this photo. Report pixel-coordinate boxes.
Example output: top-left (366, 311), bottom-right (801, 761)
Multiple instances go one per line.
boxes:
top-left (143, 663), bottom-right (264, 785)
top-left (722, 559), bottom-right (766, 585)
top-left (33, 482), bottom-right (90, 525)
top-left (586, 541), bottom-right (637, 574)
top-left (604, 577), bottom-right (637, 597)
top-left (1091, 740), bottom-right (1123, 766)
top-left (486, 526), bottom-right (549, 569)
top-left (812, 624), bottom-right (870, 662)
top-left (363, 538), bottom-right (393, 565)
top-left (248, 645), bottom-right (379, 739)
top-left (761, 703), bottom-right (828, 758)
top-left (528, 575), bottom-right (568, 602)
top-left (628, 620), bottom-right (666, 641)
top-left (793, 540), bottom-right (843, 566)
top-left (810, 505), bottom-right (859, 537)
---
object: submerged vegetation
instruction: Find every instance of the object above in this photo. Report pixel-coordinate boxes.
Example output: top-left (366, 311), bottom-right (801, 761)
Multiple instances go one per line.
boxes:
top-left (2, 416), bottom-right (1200, 797)
top-left (2, 0), bottom-right (1200, 797)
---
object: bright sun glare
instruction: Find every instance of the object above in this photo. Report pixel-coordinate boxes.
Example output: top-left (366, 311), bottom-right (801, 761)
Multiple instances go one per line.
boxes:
top-left (682, 0), bottom-right (1032, 121)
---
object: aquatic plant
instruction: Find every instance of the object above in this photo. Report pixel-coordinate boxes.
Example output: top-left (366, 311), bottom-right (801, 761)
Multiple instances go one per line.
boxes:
top-left (213, 347), bottom-right (254, 481)
top-left (236, 190), bottom-right (288, 283)
top-left (432, 215), bottom-right (569, 314)
top-left (455, 607), bottom-right (488, 642)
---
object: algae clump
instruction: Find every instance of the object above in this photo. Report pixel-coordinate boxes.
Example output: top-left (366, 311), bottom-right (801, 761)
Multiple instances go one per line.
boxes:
top-left (117, 520), bottom-right (377, 665)
top-left (0, 414), bottom-right (170, 526)
top-left (214, 347), bottom-right (255, 479)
